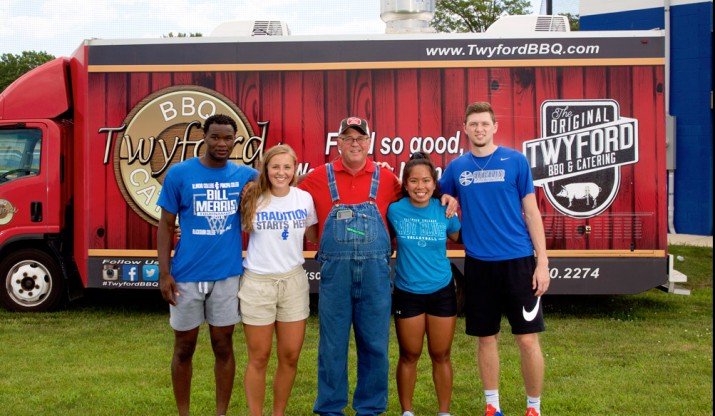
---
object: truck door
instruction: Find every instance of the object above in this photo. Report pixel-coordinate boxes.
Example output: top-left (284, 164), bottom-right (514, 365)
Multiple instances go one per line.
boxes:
top-left (0, 122), bottom-right (69, 312)
top-left (0, 126), bottom-right (47, 228)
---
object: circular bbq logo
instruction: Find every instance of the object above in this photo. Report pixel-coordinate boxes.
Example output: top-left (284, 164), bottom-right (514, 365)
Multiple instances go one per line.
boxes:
top-left (111, 86), bottom-right (258, 225)
top-left (523, 100), bottom-right (639, 218)
top-left (0, 199), bottom-right (18, 225)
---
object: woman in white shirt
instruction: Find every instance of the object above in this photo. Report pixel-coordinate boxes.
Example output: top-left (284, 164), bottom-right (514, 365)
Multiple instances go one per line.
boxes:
top-left (239, 144), bottom-right (318, 416)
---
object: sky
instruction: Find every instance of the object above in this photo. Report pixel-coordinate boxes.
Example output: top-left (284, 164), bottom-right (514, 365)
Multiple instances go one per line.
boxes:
top-left (0, 0), bottom-right (564, 58)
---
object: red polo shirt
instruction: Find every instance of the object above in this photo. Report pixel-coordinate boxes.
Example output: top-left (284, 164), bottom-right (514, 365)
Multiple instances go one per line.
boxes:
top-left (298, 158), bottom-right (402, 241)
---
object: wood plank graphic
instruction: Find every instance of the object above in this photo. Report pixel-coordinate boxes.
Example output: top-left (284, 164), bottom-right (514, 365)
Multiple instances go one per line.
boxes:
top-left (87, 64), bottom-right (665, 254)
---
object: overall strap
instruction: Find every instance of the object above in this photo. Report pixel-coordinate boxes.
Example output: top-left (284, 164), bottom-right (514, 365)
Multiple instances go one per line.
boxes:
top-left (368, 162), bottom-right (380, 201)
top-left (326, 163), bottom-right (340, 203)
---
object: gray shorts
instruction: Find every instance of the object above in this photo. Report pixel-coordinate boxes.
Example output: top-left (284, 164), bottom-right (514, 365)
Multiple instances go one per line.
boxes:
top-left (169, 275), bottom-right (240, 331)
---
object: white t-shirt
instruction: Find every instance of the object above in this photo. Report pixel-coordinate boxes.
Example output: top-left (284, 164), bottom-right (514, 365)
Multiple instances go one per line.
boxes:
top-left (243, 187), bottom-right (318, 274)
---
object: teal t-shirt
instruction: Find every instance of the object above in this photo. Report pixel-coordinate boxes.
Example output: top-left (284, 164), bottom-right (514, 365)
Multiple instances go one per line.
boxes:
top-left (387, 197), bottom-right (461, 294)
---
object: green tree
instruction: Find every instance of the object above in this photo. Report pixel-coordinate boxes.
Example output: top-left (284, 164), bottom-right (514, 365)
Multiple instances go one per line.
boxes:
top-left (162, 32), bottom-right (203, 38)
top-left (431, 0), bottom-right (532, 33)
top-left (0, 51), bottom-right (55, 92)
top-left (560, 12), bottom-right (580, 31)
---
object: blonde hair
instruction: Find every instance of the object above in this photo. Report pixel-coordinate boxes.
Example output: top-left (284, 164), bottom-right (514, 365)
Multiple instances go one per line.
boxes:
top-left (240, 144), bottom-right (298, 232)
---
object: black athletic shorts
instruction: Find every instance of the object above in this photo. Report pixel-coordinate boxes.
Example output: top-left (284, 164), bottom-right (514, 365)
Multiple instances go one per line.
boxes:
top-left (463, 255), bottom-right (545, 336)
top-left (393, 279), bottom-right (457, 319)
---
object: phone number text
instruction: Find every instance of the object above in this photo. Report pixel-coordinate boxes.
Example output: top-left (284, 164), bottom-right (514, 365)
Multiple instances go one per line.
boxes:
top-left (549, 267), bottom-right (600, 279)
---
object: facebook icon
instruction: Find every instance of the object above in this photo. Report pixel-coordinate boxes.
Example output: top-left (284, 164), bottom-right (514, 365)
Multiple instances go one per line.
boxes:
top-left (124, 266), bottom-right (139, 282)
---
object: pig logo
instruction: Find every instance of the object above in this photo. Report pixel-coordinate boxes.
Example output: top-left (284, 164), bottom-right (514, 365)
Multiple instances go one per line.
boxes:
top-left (542, 170), bottom-right (621, 218)
top-left (525, 99), bottom-right (639, 219)
top-left (556, 183), bottom-right (601, 208)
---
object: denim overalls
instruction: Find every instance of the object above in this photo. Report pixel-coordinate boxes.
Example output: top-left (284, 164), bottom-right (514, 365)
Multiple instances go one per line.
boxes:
top-left (313, 162), bottom-right (392, 416)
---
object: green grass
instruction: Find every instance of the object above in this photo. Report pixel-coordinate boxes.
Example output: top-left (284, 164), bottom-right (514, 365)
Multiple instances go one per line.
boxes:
top-left (0, 245), bottom-right (711, 415)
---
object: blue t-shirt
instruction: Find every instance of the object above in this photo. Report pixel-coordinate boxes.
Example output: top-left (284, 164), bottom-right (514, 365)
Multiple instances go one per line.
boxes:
top-left (157, 157), bottom-right (258, 282)
top-left (439, 146), bottom-right (535, 261)
top-left (387, 197), bottom-right (461, 294)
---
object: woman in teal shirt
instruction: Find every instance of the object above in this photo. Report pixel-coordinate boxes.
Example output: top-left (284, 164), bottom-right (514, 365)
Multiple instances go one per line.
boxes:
top-left (387, 151), bottom-right (461, 416)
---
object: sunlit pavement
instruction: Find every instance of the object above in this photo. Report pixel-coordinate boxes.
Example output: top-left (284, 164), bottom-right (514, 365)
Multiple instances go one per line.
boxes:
top-left (668, 234), bottom-right (713, 248)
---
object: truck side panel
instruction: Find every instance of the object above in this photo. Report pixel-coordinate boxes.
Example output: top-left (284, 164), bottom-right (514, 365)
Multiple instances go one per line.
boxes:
top-left (85, 65), bottom-right (665, 249)
top-left (78, 35), bottom-right (666, 293)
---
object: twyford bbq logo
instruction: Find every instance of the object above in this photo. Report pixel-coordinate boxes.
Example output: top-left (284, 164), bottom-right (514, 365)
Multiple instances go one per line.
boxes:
top-left (523, 100), bottom-right (639, 218)
top-left (100, 86), bottom-right (267, 225)
top-left (0, 199), bottom-right (18, 225)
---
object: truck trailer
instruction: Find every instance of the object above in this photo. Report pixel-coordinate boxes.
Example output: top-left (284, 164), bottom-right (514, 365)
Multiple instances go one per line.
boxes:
top-left (0, 18), bottom-right (676, 311)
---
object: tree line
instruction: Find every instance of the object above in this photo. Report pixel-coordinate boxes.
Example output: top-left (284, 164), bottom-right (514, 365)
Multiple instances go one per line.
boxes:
top-left (0, 51), bottom-right (55, 92)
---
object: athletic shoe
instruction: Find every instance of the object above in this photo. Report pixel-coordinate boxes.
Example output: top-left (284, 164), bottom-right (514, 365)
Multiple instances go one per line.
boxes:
top-left (402, 411), bottom-right (415, 416)
top-left (485, 404), bottom-right (504, 416)
top-left (525, 408), bottom-right (540, 416)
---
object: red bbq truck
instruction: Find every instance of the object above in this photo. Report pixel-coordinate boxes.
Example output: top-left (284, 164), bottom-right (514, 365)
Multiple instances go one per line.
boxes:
top-left (0, 22), bottom-right (678, 311)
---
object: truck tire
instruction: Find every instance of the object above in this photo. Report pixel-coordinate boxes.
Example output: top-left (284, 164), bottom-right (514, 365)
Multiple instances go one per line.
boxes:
top-left (0, 249), bottom-right (64, 312)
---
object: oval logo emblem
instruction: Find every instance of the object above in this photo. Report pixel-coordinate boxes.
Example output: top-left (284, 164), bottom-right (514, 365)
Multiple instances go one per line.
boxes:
top-left (112, 85), bottom-right (257, 225)
top-left (523, 99), bottom-right (639, 218)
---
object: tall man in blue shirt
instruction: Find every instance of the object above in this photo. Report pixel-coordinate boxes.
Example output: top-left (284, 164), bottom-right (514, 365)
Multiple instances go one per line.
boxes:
top-left (157, 114), bottom-right (257, 416)
top-left (440, 102), bottom-right (549, 416)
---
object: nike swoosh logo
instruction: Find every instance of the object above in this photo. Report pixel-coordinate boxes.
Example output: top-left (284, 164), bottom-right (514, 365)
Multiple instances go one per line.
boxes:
top-left (522, 296), bottom-right (541, 322)
top-left (500, 157), bottom-right (510, 161)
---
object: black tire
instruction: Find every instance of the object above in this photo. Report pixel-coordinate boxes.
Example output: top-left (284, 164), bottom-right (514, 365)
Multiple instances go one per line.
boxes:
top-left (0, 249), bottom-right (64, 312)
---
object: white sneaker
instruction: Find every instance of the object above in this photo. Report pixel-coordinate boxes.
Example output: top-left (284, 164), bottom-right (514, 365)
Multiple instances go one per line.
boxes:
top-left (402, 412), bottom-right (415, 416)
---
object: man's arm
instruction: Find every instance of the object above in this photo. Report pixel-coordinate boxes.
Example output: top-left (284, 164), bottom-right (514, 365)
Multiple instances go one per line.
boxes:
top-left (157, 209), bottom-right (179, 305)
top-left (440, 193), bottom-right (459, 218)
top-left (305, 224), bottom-right (319, 244)
top-left (522, 193), bottom-right (550, 297)
top-left (438, 162), bottom-right (459, 217)
top-left (447, 230), bottom-right (460, 243)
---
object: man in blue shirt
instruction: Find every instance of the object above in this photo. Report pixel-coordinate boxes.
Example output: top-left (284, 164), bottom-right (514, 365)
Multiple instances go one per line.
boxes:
top-left (157, 114), bottom-right (257, 416)
top-left (440, 102), bottom-right (549, 416)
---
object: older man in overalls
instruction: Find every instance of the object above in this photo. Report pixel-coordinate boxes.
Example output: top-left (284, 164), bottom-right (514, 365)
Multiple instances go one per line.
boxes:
top-left (299, 117), bottom-right (401, 415)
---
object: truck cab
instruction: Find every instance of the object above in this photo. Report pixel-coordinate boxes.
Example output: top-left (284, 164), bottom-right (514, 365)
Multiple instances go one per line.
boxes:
top-left (0, 58), bottom-right (75, 311)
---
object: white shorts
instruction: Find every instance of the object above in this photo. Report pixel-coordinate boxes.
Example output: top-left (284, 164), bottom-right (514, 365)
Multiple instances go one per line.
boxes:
top-left (239, 266), bottom-right (310, 326)
top-left (169, 275), bottom-right (240, 331)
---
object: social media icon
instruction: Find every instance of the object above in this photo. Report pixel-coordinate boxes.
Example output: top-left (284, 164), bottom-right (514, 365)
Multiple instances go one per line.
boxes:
top-left (142, 265), bottom-right (159, 282)
top-left (102, 264), bottom-right (119, 281)
top-left (124, 266), bottom-right (139, 282)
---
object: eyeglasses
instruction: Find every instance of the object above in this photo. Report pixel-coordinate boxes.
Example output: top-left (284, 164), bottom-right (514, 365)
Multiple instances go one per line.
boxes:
top-left (410, 152), bottom-right (427, 160)
top-left (339, 135), bottom-right (370, 144)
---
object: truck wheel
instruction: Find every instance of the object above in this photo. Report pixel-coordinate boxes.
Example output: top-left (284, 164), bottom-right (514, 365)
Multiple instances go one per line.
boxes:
top-left (0, 249), bottom-right (64, 312)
